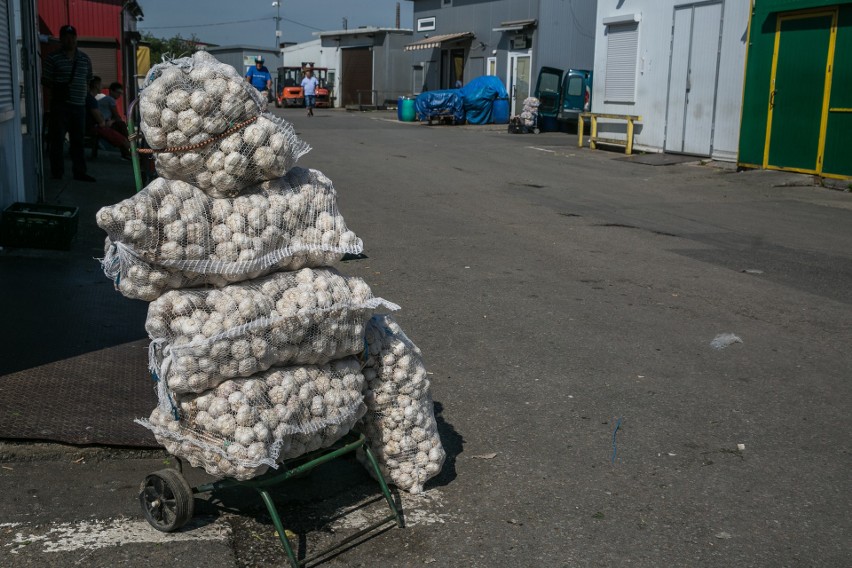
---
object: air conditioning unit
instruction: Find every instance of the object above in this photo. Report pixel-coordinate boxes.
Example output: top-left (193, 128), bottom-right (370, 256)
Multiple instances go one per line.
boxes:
top-left (510, 35), bottom-right (528, 50)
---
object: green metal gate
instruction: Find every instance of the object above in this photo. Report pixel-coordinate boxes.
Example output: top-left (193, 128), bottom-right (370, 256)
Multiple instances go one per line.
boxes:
top-left (739, 2), bottom-right (852, 180)
top-left (764, 11), bottom-right (836, 174)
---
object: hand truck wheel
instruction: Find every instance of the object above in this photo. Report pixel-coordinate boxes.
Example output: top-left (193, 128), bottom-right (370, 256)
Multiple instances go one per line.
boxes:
top-left (139, 469), bottom-right (195, 532)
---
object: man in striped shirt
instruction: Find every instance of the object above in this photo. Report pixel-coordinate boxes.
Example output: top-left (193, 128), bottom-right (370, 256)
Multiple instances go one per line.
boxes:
top-left (42, 25), bottom-right (96, 182)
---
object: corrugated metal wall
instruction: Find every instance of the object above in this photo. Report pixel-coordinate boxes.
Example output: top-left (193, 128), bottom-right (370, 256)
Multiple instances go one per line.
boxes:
top-left (535, 0), bottom-right (596, 72)
top-left (39, 0), bottom-right (123, 39)
top-left (410, 0), bottom-right (539, 90)
top-left (374, 33), bottom-right (415, 101)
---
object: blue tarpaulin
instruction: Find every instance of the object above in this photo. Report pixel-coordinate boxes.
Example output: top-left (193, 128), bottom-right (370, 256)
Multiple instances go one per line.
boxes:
top-left (414, 90), bottom-right (465, 123)
top-left (459, 76), bottom-right (509, 125)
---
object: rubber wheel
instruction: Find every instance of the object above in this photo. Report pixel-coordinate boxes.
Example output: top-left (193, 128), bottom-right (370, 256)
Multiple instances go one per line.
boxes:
top-left (139, 469), bottom-right (194, 532)
top-left (533, 127), bottom-right (541, 134)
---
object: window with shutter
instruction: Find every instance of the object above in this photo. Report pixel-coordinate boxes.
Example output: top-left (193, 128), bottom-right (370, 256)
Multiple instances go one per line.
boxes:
top-left (604, 22), bottom-right (639, 103)
top-left (0, 0), bottom-right (15, 121)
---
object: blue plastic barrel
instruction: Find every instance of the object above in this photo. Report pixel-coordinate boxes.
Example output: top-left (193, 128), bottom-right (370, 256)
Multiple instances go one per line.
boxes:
top-left (492, 97), bottom-right (510, 124)
top-left (398, 96), bottom-right (416, 122)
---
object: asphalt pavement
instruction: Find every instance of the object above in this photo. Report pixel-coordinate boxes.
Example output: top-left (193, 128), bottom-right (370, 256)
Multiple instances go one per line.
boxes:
top-left (1, 108), bottom-right (850, 567)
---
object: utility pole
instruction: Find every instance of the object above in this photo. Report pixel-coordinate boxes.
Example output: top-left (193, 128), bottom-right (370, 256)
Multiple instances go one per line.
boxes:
top-left (272, 1), bottom-right (282, 49)
top-left (342, 17), bottom-right (348, 30)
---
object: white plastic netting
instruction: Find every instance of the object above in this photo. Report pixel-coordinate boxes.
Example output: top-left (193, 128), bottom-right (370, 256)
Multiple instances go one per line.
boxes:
top-left (356, 315), bottom-right (444, 494)
top-left (146, 268), bottom-right (399, 398)
top-left (97, 168), bottom-right (362, 301)
top-left (138, 357), bottom-right (367, 481)
top-left (139, 50), bottom-right (310, 196)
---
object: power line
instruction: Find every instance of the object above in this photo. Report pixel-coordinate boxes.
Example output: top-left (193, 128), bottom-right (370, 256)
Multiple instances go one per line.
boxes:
top-left (141, 17), bottom-right (267, 30)
top-left (281, 17), bottom-right (324, 32)
top-left (140, 16), bottom-right (324, 32)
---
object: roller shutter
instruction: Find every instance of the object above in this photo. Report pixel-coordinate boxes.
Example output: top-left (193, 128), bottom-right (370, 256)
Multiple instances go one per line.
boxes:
top-left (604, 22), bottom-right (639, 103)
top-left (77, 38), bottom-right (120, 87)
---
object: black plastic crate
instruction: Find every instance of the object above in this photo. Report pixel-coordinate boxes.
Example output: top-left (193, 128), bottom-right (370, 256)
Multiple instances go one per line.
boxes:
top-left (1, 202), bottom-right (79, 250)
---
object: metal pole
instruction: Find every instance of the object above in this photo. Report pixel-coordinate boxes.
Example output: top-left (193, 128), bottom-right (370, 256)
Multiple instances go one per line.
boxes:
top-left (274, 2), bottom-right (281, 50)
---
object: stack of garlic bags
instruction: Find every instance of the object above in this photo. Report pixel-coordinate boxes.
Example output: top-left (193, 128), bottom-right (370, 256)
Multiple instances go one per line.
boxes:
top-left (520, 97), bottom-right (540, 129)
top-left (97, 51), bottom-right (398, 481)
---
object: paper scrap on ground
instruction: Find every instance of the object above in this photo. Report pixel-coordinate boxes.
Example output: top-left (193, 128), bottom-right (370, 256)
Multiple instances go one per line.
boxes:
top-left (710, 333), bottom-right (742, 350)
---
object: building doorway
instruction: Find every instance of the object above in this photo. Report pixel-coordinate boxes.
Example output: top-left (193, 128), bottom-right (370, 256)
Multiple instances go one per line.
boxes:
top-left (664, 1), bottom-right (723, 156)
top-left (341, 47), bottom-right (373, 107)
top-left (508, 52), bottom-right (531, 116)
top-left (441, 48), bottom-right (465, 89)
top-left (764, 9), bottom-right (837, 174)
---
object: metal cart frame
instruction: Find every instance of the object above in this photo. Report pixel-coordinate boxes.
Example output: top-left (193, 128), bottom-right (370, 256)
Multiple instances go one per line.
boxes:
top-left (139, 431), bottom-right (404, 568)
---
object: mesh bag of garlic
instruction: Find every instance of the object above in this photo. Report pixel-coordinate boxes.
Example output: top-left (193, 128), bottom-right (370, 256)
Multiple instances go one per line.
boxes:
top-left (356, 315), bottom-right (445, 494)
top-left (103, 236), bottom-right (342, 302)
top-left (139, 51), bottom-right (310, 197)
top-left (138, 357), bottom-right (367, 481)
top-left (146, 267), bottom-right (399, 396)
top-left (97, 168), bottom-right (362, 301)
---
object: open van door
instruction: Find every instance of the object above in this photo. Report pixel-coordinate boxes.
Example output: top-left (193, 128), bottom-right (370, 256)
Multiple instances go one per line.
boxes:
top-left (559, 69), bottom-right (593, 122)
top-left (534, 66), bottom-right (564, 123)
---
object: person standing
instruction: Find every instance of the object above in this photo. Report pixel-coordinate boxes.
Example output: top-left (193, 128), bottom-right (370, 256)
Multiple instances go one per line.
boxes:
top-left (245, 56), bottom-right (272, 102)
top-left (42, 24), bottom-right (95, 182)
top-left (301, 67), bottom-right (319, 117)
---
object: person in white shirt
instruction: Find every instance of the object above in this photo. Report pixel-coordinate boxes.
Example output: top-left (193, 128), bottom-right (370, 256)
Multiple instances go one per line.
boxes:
top-left (301, 68), bottom-right (319, 117)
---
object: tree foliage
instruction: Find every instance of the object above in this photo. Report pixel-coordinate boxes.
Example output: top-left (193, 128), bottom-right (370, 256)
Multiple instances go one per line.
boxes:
top-left (142, 32), bottom-right (205, 66)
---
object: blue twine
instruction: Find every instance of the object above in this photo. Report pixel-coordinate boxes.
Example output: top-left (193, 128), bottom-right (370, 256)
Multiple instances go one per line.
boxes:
top-left (361, 335), bottom-right (369, 362)
top-left (151, 371), bottom-right (180, 421)
top-left (611, 417), bottom-right (623, 464)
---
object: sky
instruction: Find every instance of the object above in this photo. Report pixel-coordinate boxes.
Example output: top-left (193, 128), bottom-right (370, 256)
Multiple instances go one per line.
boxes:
top-left (137, 0), bottom-right (414, 48)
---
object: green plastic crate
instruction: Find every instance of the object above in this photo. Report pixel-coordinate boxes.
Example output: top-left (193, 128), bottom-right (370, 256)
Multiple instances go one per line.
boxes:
top-left (1, 202), bottom-right (79, 250)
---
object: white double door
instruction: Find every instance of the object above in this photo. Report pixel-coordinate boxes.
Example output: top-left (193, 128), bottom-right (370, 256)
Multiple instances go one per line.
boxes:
top-left (665, 1), bottom-right (723, 155)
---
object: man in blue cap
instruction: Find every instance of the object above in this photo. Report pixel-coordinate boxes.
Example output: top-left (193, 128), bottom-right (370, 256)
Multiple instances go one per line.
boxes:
top-left (245, 56), bottom-right (272, 102)
top-left (42, 24), bottom-right (96, 182)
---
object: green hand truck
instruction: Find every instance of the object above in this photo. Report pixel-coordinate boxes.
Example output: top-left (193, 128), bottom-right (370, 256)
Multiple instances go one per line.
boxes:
top-left (139, 431), bottom-right (404, 567)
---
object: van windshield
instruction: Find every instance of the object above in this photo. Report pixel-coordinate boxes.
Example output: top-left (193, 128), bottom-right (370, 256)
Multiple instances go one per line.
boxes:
top-left (567, 76), bottom-right (583, 97)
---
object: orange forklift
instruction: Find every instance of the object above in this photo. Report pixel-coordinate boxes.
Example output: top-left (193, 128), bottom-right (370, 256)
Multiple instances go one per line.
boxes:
top-left (275, 63), bottom-right (332, 108)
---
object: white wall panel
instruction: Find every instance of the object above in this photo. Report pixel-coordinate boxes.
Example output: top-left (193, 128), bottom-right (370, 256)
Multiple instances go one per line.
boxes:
top-left (592, 0), bottom-right (747, 159)
top-left (712, 0), bottom-right (750, 161)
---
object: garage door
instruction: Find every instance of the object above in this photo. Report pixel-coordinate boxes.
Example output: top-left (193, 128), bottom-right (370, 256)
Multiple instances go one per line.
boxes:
top-left (341, 47), bottom-right (372, 106)
top-left (79, 38), bottom-right (120, 87)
